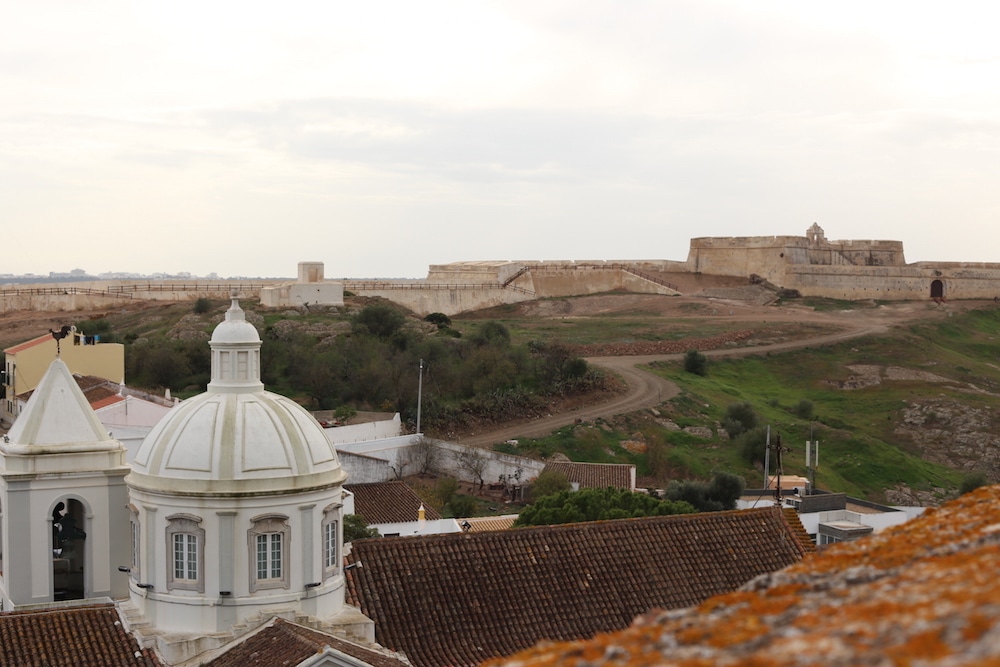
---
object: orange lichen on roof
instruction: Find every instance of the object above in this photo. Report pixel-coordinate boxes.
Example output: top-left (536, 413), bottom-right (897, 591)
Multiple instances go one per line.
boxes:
top-left (484, 485), bottom-right (1000, 667)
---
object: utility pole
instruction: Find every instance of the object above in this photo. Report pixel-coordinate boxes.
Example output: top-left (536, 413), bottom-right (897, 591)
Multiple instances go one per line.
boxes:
top-left (763, 425), bottom-right (770, 489)
top-left (416, 359), bottom-right (424, 435)
top-left (806, 425), bottom-right (819, 495)
top-left (769, 432), bottom-right (790, 505)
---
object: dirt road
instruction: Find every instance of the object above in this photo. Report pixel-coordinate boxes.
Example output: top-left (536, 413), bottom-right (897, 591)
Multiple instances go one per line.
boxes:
top-left (458, 318), bottom-right (893, 448)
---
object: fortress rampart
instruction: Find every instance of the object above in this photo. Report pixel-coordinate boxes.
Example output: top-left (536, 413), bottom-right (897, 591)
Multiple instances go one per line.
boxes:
top-left (5, 226), bottom-right (1000, 316)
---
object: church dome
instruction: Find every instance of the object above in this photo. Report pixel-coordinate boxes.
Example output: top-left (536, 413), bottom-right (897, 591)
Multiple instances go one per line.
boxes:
top-left (127, 296), bottom-right (345, 496)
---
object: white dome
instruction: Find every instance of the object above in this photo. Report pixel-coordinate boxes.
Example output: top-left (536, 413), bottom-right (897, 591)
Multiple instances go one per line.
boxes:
top-left (127, 297), bottom-right (345, 496)
top-left (128, 389), bottom-right (344, 495)
top-left (211, 295), bottom-right (261, 345)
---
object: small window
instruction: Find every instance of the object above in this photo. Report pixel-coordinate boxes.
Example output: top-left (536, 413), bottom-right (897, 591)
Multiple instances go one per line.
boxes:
top-left (166, 514), bottom-right (205, 592)
top-left (249, 514), bottom-right (290, 592)
top-left (128, 505), bottom-right (140, 581)
top-left (323, 521), bottom-right (338, 570)
top-left (174, 534), bottom-right (199, 580)
top-left (321, 501), bottom-right (341, 579)
top-left (256, 533), bottom-right (282, 580)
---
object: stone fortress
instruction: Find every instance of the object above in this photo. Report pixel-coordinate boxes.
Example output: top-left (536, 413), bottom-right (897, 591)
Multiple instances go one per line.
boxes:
top-left (4, 224), bottom-right (1000, 316)
top-left (259, 224), bottom-right (1000, 314)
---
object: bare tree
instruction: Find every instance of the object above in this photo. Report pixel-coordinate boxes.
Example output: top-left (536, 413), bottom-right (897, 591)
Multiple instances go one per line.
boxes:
top-left (454, 447), bottom-right (490, 493)
top-left (397, 436), bottom-right (442, 477)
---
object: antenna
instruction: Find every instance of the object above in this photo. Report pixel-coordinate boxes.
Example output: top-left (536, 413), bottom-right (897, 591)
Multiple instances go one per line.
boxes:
top-left (769, 432), bottom-right (791, 505)
top-left (416, 359), bottom-right (424, 435)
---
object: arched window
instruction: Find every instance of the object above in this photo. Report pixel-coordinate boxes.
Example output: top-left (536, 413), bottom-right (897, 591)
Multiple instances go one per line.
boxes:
top-left (322, 503), bottom-right (341, 580)
top-left (248, 514), bottom-right (290, 592)
top-left (166, 514), bottom-right (205, 592)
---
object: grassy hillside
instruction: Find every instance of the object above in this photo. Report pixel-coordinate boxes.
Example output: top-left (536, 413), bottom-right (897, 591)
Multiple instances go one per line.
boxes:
top-left (485, 302), bottom-right (1000, 503)
top-left (62, 295), bottom-right (1000, 503)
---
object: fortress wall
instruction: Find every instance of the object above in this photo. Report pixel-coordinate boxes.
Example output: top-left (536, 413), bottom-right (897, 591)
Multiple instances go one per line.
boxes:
top-left (529, 268), bottom-right (625, 296)
top-left (0, 292), bottom-right (130, 314)
top-left (687, 242), bottom-right (792, 283)
top-left (786, 265), bottom-right (1000, 300)
top-left (351, 286), bottom-right (533, 316)
top-left (425, 262), bottom-right (516, 284)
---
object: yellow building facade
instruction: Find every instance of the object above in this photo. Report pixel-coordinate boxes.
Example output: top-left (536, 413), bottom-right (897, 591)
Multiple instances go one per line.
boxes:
top-left (2, 332), bottom-right (124, 426)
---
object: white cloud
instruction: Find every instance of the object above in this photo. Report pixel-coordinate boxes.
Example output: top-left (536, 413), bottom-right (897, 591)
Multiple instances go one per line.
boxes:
top-left (1, 1), bottom-right (999, 278)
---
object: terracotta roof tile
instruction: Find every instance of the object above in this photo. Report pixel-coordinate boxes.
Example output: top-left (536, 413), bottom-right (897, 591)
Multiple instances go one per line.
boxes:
top-left (346, 481), bottom-right (442, 524)
top-left (204, 617), bottom-right (409, 667)
top-left (461, 515), bottom-right (519, 533)
top-left (4, 333), bottom-right (52, 354)
top-left (485, 485), bottom-right (1000, 667)
top-left (346, 506), bottom-right (807, 667)
top-left (90, 394), bottom-right (126, 410)
top-left (0, 603), bottom-right (161, 667)
top-left (541, 462), bottom-right (634, 490)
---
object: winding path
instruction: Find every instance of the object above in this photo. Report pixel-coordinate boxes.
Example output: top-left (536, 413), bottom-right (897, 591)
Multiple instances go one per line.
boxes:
top-left (458, 322), bottom-right (888, 448)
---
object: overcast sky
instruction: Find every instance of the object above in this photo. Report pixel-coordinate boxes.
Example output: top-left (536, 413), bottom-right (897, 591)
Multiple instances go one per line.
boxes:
top-left (3, 2), bottom-right (999, 279)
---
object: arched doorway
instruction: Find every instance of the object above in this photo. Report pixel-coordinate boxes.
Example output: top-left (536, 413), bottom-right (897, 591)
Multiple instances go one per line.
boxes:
top-left (52, 498), bottom-right (87, 601)
top-left (930, 280), bottom-right (944, 300)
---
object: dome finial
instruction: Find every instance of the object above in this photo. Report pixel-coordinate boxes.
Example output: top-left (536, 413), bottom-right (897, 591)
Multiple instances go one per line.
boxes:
top-left (226, 291), bottom-right (246, 323)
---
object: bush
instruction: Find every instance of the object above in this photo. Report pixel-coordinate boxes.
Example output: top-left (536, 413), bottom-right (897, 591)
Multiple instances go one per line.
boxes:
top-left (723, 402), bottom-right (758, 437)
top-left (737, 426), bottom-right (769, 465)
top-left (352, 303), bottom-right (406, 340)
top-left (446, 494), bottom-right (478, 518)
top-left (435, 477), bottom-right (459, 506)
top-left (344, 514), bottom-right (380, 541)
top-left (793, 399), bottom-right (814, 420)
top-left (664, 472), bottom-right (744, 512)
top-left (683, 349), bottom-right (707, 376)
top-left (75, 318), bottom-right (112, 336)
top-left (960, 471), bottom-right (988, 495)
top-left (193, 297), bottom-right (212, 314)
top-left (471, 321), bottom-right (511, 347)
top-left (424, 312), bottom-right (452, 328)
top-left (529, 469), bottom-right (571, 501)
top-left (515, 487), bottom-right (695, 527)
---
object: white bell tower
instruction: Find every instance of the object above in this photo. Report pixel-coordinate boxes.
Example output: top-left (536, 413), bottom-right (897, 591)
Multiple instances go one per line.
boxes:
top-left (0, 358), bottom-right (130, 610)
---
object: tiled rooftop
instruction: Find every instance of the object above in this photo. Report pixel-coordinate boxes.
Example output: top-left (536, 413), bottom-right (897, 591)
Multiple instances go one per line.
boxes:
top-left (485, 484), bottom-right (1000, 666)
top-left (346, 506), bottom-right (810, 667)
top-left (461, 514), bottom-right (519, 533)
top-left (4, 333), bottom-right (51, 354)
top-left (346, 481), bottom-right (443, 524)
top-left (541, 461), bottom-right (634, 490)
top-left (203, 617), bottom-right (409, 667)
top-left (0, 603), bottom-right (161, 667)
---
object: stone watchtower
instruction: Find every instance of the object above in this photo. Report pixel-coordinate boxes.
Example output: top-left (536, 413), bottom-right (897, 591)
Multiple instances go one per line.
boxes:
top-left (806, 223), bottom-right (826, 245)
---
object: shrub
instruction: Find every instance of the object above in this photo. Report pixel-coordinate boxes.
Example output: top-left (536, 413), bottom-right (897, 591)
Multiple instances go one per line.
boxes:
top-left (960, 471), bottom-right (988, 495)
top-left (193, 297), bottom-right (212, 314)
top-left (683, 349), bottom-right (707, 376)
top-left (471, 321), bottom-right (511, 347)
top-left (424, 312), bottom-right (452, 328)
top-left (723, 402), bottom-right (758, 437)
top-left (435, 477), bottom-right (459, 506)
top-left (793, 399), bottom-right (814, 420)
top-left (737, 426), bottom-right (769, 465)
top-left (352, 303), bottom-right (406, 340)
top-left (446, 494), bottom-right (478, 518)
top-left (529, 469), bottom-right (571, 501)
top-left (344, 514), bottom-right (380, 541)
